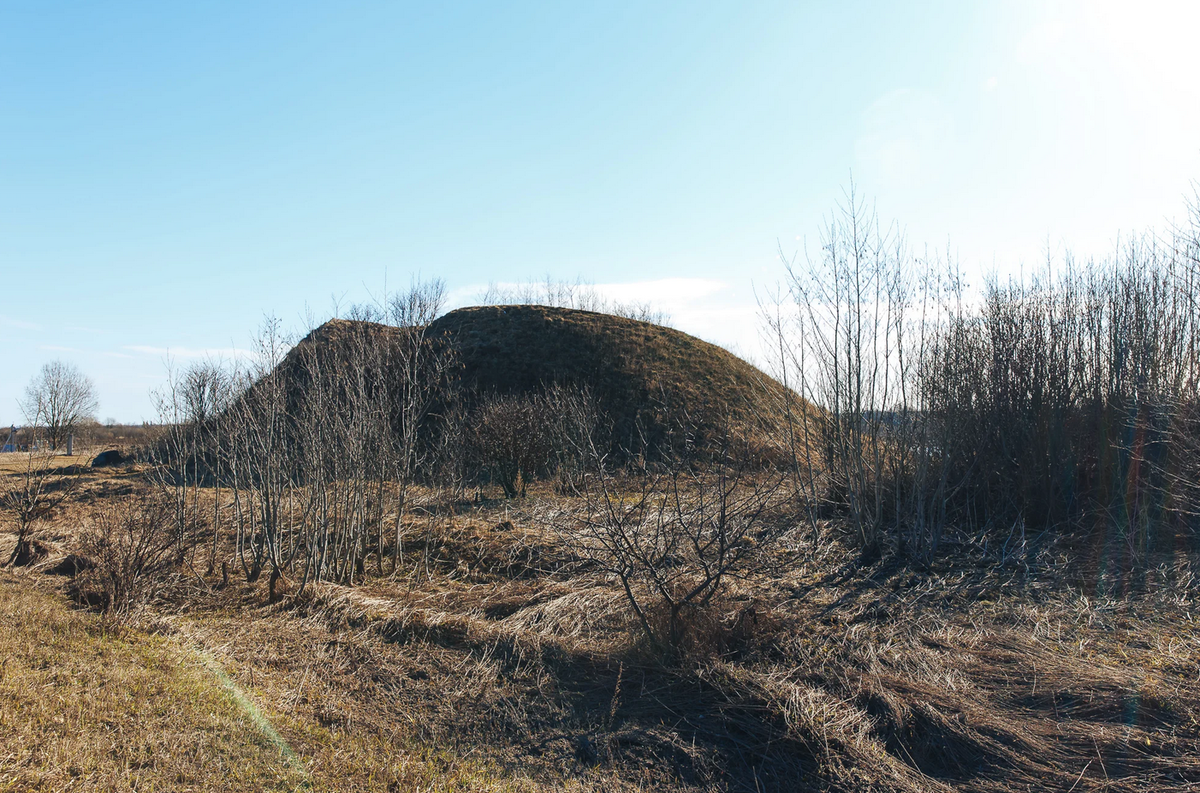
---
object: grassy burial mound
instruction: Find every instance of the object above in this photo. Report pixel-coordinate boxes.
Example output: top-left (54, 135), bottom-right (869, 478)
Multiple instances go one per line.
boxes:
top-left (275, 305), bottom-right (802, 464)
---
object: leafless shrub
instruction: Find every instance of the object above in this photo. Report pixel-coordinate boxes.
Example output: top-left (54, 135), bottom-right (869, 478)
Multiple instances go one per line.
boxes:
top-left (575, 431), bottom-right (791, 652)
top-left (2, 419), bottom-right (83, 567)
top-left (540, 383), bottom-right (604, 492)
top-left (470, 392), bottom-right (555, 499)
top-left (469, 384), bottom-right (602, 498)
top-left (76, 493), bottom-right (176, 615)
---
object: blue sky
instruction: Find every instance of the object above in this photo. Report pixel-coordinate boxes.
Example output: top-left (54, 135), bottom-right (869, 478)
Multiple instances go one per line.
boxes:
top-left (2, 1), bottom-right (1198, 422)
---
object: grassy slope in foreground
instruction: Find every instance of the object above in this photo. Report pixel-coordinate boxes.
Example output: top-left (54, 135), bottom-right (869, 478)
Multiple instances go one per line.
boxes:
top-left (0, 571), bottom-right (591, 793)
top-left (0, 572), bottom-right (305, 792)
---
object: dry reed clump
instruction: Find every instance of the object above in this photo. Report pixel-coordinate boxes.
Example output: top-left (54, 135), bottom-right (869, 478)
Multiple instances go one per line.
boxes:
top-left (697, 662), bottom-right (928, 792)
top-left (714, 551), bottom-right (1200, 792)
top-left (613, 591), bottom-right (787, 666)
top-left (496, 582), bottom-right (628, 644)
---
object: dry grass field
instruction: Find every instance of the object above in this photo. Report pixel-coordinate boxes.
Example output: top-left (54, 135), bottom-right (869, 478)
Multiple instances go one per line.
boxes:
top-left (4, 465), bottom-right (1200, 792)
top-left (0, 571), bottom-right (306, 792)
top-left (0, 452), bottom-right (92, 474)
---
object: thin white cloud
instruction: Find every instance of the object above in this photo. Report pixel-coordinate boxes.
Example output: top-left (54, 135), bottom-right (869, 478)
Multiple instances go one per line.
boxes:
top-left (1, 315), bottom-right (40, 331)
top-left (671, 303), bottom-right (765, 364)
top-left (584, 279), bottom-right (764, 365)
top-left (123, 345), bottom-right (257, 361)
top-left (444, 284), bottom-right (477, 306)
top-left (591, 277), bottom-right (726, 307)
top-left (39, 344), bottom-right (82, 353)
top-left (454, 276), bottom-right (728, 312)
top-left (448, 276), bottom-right (767, 365)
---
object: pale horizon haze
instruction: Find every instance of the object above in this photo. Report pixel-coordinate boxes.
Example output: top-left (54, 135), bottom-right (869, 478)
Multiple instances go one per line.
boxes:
top-left (2, 1), bottom-right (1198, 423)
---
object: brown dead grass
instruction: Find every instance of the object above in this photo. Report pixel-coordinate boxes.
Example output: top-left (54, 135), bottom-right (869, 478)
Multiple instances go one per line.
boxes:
top-left (0, 571), bottom-right (305, 792)
top-left (0, 569), bottom-right (615, 793)
top-left (0, 452), bottom-right (92, 474)
top-left (7, 477), bottom-right (1200, 792)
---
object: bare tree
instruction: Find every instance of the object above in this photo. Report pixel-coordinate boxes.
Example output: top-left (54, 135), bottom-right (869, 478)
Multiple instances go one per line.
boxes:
top-left (236, 316), bottom-right (293, 582)
top-left (781, 186), bottom-right (909, 555)
top-left (21, 360), bottom-right (99, 451)
top-left (78, 492), bottom-right (176, 615)
top-left (148, 359), bottom-right (234, 573)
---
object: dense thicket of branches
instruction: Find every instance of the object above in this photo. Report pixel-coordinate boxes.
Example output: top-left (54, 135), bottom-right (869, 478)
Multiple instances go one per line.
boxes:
top-left (468, 384), bottom-right (601, 498)
top-left (769, 188), bottom-right (1200, 563)
top-left (140, 282), bottom-right (451, 592)
top-left (141, 280), bottom-right (617, 596)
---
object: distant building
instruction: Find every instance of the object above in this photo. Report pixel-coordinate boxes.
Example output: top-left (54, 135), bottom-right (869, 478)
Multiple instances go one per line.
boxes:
top-left (2, 426), bottom-right (16, 453)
